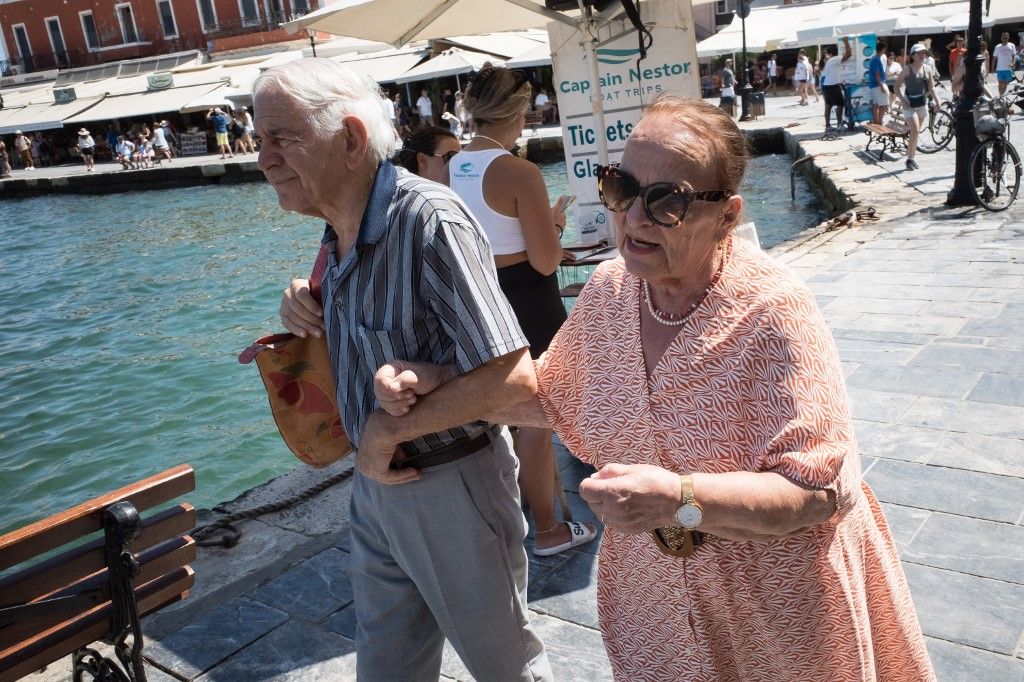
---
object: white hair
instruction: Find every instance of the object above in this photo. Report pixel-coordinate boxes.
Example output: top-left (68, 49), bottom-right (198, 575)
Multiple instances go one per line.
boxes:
top-left (253, 58), bottom-right (397, 162)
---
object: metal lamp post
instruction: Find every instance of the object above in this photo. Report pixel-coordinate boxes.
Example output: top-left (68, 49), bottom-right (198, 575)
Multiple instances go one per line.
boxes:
top-left (945, 0), bottom-right (983, 205)
top-left (306, 27), bottom-right (317, 58)
top-left (738, 0), bottom-right (753, 121)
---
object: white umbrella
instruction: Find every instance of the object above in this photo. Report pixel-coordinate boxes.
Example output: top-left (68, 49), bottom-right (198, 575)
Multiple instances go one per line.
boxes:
top-left (394, 48), bottom-right (503, 90)
top-left (505, 42), bottom-right (552, 69)
top-left (941, 12), bottom-right (994, 31)
top-left (796, 5), bottom-right (945, 44)
top-left (283, 0), bottom-right (569, 49)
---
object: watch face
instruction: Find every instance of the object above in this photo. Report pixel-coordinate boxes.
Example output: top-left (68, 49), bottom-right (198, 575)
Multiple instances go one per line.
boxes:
top-left (676, 504), bottom-right (703, 529)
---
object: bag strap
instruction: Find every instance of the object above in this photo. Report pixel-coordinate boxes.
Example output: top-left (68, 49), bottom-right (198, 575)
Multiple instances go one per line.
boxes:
top-left (309, 241), bottom-right (329, 306)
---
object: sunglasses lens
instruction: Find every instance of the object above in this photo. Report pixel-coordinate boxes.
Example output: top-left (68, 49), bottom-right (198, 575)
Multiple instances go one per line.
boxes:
top-left (646, 185), bottom-right (689, 226)
top-left (442, 151), bottom-right (457, 163)
top-left (599, 167), bottom-right (637, 212)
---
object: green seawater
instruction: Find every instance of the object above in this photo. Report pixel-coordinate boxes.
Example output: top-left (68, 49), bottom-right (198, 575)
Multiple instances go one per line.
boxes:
top-left (0, 156), bottom-right (827, 533)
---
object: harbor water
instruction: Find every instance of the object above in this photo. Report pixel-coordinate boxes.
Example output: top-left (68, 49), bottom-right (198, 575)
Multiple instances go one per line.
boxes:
top-left (0, 155), bottom-right (828, 533)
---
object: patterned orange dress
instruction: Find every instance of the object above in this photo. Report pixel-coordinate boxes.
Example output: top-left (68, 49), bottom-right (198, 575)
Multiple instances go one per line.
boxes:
top-left (536, 238), bottom-right (934, 681)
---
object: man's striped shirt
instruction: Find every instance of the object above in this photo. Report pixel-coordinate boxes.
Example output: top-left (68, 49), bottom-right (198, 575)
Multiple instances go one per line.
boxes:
top-left (320, 161), bottom-right (528, 455)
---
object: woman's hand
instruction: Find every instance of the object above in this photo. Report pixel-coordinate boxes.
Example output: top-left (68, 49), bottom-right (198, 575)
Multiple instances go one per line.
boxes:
top-left (551, 195), bottom-right (569, 235)
top-left (279, 278), bottom-right (324, 338)
top-left (374, 361), bottom-right (457, 416)
top-left (579, 463), bottom-right (681, 533)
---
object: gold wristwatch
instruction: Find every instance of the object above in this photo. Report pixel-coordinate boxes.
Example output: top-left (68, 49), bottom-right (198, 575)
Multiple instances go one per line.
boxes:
top-left (674, 475), bottom-right (703, 529)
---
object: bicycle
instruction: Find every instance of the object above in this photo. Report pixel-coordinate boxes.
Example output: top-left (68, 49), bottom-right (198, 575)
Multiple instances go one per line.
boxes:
top-left (919, 83), bottom-right (956, 152)
top-left (969, 90), bottom-right (1022, 211)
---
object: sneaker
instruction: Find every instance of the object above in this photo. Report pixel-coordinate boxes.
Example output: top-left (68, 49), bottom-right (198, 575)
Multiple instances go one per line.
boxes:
top-left (906, 158), bottom-right (919, 170)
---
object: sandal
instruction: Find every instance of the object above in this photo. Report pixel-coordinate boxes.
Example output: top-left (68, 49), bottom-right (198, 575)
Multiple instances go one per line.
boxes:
top-left (532, 521), bottom-right (597, 557)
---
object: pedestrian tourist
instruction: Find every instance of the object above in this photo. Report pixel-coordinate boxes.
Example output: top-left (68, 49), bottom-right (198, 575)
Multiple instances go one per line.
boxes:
top-left (381, 89), bottom-right (396, 128)
top-left (206, 107), bottom-right (234, 159)
top-left (31, 133), bottom-right (43, 168)
top-left (392, 126), bottom-right (461, 182)
top-left (947, 35), bottom-right (967, 94)
top-left (416, 88), bottom-right (434, 128)
top-left (115, 135), bottom-right (136, 170)
top-left (807, 53), bottom-right (821, 103)
top-left (898, 43), bottom-right (942, 171)
top-left (719, 58), bottom-right (736, 115)
top-left (994, 32), bottom-right (1018, 96)
top-left (454, 90), bottom-right (468, 135)
top-left (766, 53), bottom-right (777, 92)
top-left (152, 121), bottom-right (173, 163)
top-left (868, 40), bottom-right (889, 124)
top-left (393, 92), bottom-right (412, 137)
top-left (447, 66), bottom-right (597, 557)
top-left (375, 94), bottom-right (936, 682)
top-left (821, 37), bottom-right (852, 131)
top-left (442, 87), bottom-right (456, 119)
top-left (231, 114), bottom-right (248, 155)
top-left (794, 50), bottom-right (810, 105)
top-left (0, 140), bottom-right (11, 178)
top-left (255, 58), bottom-right (552, 681)
top-left (239, 106), bottom-right (254, 138)
top-left (13, 130), bottom-right (33, 170)
top-left (76, 128), bottom-right (96, 172)
top-left (105, 125), bottom-right (119, 160)
top-left (886, 51), bottom-right (904, 108)
top-left (535, 86), bottom-right (554, 123)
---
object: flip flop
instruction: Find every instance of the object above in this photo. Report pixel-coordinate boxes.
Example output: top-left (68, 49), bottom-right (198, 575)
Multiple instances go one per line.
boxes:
top-left (533, 521), bottom-right (597, 557)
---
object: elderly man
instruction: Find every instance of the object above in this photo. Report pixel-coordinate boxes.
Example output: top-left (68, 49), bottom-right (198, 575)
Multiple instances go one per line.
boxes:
top-left (253, 59), bottom-right (552, 682)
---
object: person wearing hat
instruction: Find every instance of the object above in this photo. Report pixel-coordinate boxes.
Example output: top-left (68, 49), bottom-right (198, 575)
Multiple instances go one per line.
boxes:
top-left (76, 128), bottom-right (96, 172)
top-left (151, 120), bottom-right (172, 163)
top-left (12, 130), bottom-right (32, 170)
top-left (206, 107), bottom-right (234, 159)
top-left (896, 43), bottom-right (941, 171)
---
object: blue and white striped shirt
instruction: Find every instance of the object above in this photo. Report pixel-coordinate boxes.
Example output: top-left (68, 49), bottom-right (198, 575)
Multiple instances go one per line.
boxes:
top-left (320, 161), bottom-right (528, 455)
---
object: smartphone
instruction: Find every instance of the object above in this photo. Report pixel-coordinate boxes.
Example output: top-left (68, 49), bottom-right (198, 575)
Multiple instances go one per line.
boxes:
top-left (560, 195), bottom-right (578, 211)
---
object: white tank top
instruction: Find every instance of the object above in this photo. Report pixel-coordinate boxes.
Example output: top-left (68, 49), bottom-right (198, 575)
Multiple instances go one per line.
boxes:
top-left (448, 149), bottom-right (528, 255)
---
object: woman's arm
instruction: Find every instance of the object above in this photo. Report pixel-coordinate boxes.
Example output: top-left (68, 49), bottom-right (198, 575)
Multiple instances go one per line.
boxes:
top-left (508, 159), bottom-right (564, 275)
top-left (578, 463), bottom-right (836, 542)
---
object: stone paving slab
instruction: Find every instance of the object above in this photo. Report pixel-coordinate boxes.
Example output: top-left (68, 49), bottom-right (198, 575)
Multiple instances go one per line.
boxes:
top-left (902, 512), bottom-right (1024, 584)
top-left (145, 597), bottom-right (289, 680)
top-left (249, 547), bottom-right (354, 622)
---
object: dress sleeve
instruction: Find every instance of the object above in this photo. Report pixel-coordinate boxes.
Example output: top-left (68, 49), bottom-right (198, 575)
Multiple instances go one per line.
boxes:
top-left (421, 218), bottom-right (528, 374)
top-left (756, 290), bottom-right (860, 518)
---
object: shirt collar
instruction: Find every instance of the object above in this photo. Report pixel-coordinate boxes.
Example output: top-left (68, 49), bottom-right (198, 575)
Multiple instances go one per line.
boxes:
top-left (321, 159), bottom-right (397, 248)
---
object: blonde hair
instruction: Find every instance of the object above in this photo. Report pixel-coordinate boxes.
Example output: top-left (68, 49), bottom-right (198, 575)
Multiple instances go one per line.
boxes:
top-left (463, 67), bottom-right (532, 125)
top-left (638, 95), bottom-right (749, 192)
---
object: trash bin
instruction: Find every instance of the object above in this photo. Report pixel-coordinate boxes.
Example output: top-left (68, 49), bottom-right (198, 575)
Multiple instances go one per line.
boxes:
top-left (750, 92), bottom-right (766, 119)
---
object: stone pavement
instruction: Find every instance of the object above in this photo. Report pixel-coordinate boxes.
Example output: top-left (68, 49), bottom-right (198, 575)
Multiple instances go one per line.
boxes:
top-left (24, 92), bottom-right (1024, 681)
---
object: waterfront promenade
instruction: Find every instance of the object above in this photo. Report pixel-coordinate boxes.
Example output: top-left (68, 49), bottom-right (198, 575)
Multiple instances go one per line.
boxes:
top-left (23, 93), bottom-right (1024, 681)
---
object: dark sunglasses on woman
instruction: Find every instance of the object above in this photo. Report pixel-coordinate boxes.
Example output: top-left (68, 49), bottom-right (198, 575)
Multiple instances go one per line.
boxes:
top-left (433, 150), bottom-right (458, 163)
top-left (597, 163), bottom-right (732, 227)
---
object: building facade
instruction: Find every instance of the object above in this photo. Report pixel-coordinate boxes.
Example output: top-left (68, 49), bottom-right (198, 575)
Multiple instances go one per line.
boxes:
top-left (0, 0), bottom-right (322, 74)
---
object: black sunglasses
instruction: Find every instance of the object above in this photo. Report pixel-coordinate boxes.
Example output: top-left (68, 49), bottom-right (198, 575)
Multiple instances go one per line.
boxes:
top-left (433, 150), bottom-right (458, 163)
top-left (597, 163), bottom-right (732, 227)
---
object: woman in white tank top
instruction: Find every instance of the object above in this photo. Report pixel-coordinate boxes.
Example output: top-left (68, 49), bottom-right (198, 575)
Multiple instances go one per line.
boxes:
top-left (445, 66), bottom-right (596, 556)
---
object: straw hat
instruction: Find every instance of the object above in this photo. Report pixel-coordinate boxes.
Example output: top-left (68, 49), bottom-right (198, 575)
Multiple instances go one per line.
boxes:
top-left (78, 128), bottom-right (90, 136)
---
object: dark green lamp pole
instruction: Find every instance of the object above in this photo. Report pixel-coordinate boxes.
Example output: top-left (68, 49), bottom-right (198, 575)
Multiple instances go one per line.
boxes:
top-left (946, 0), bottom-right (984, 205)
top-left (738, 0), bottom-right (753, 121)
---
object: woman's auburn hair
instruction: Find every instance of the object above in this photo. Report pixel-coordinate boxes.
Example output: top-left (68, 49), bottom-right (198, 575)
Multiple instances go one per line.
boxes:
top-left (639, 94), bottom-right (749, 193)
top-left (463, 67), bottom-right (532, 125)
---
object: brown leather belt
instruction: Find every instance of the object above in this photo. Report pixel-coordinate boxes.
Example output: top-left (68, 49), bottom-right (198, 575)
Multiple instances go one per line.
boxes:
top-left (392, 427), bottom-right (497, 470)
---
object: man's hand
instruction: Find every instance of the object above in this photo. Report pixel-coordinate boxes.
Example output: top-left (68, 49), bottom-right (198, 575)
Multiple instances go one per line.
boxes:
top-left (374, 361), bottom-right (456, 416)
top-left (578, 463), bottom-right (681, 534)
top-left (280, 278), bottom-right (324, 338)
top-left (356, 410), bottom-right (420, 485)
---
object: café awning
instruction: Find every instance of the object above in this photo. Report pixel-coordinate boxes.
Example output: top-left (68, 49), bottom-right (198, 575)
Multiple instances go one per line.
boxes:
top-left (64, 83), bottom-right (226, 124)
top-left (0, 97), bottom-right (105, 135)
top-left (334, 48), bottom-right (430, 83)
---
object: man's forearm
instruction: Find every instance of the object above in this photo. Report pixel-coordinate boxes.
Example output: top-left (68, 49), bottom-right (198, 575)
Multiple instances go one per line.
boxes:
top-left (385, 347), bottom-right (537, 442)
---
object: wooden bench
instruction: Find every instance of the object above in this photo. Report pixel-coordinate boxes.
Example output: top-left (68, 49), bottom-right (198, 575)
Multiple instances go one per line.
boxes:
top-left (863, 122), bottom-right (910, 160)
top-left (0, 464), bottom-right (196, 682)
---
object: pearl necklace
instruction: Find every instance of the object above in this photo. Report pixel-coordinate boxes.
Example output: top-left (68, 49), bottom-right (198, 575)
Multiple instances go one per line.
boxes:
top-left (642, 241), bottom-right (731, 327)
top-left (472, 133), bottom-right (508, 150)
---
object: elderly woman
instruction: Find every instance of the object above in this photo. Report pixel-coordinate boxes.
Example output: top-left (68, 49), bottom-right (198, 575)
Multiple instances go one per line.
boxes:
top-left (375, 96), bottom-right (934, 680)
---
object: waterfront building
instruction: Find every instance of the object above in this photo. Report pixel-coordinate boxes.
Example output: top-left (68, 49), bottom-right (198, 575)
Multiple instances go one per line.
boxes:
top-left (0, 0), bottom-right (325, 76)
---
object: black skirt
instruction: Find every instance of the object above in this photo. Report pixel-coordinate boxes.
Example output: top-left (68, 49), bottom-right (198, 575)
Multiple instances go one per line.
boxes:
top-left (497, 260), bottom-right (567, 359)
